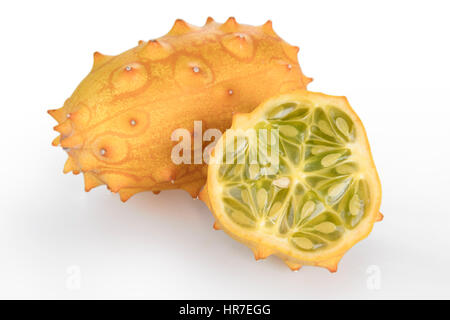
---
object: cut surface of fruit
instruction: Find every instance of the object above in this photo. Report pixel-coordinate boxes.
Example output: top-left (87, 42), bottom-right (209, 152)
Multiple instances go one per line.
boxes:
top-left (201, 91), bottom-right (382, 272)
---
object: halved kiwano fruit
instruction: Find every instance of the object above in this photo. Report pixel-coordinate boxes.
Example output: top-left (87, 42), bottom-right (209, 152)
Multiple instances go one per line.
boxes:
top-left (200, 91), bottom-right (382, 272)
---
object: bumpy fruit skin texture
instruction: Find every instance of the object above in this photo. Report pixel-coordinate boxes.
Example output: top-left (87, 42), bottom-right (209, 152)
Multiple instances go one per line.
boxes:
top-left (200, 91), bottom-right (382, 272)
top-left (48, 17), bottom-right (310, 201)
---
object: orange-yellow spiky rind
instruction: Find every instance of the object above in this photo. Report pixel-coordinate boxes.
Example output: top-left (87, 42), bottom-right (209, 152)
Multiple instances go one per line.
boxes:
top-left (83, 172), bottom-right (103, 191)
top-left (63, 157), bottom-right (78, 174)
top-left (220, 17), bottom-right (239, 32)
top-left (261, 20), bottom-right (277, 37)
top-left (202, 91), bottom-right (382, 272)
top-left (92, 52), bottom-right (114, 70)
top-left (53, 120), bottom-right (72, 136)
top-left (284, 260), bottom-right (302, 271)
top-left (167, 19), bottom-right (199, 36)
top-left (51, 136), bottom-right (60, 146)
top-left (49, 18), bottom-right (310, 201)
top-left (316, 256), bottom-right (343, 273)
top-left (252, 246), bottom-right (274, 261)
top-left (376, 212), bottom-right (384, 222)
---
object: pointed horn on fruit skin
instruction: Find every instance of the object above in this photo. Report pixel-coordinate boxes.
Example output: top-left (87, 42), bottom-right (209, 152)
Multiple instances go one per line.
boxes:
top-left (60, 134), bottom-right (83, 148)
top-left (213, 221), bottom-right (221, 230)
top-left (141, 39), bottom-right (174, 61)
top-left (181, 181), bottom-right (204, 198)
top-left (317, 255), bottom-right (342, 273)
top-left (118, 187), bottom-right (147, 202)
top-left (220, 17), bottom-right (239, 32)
top-left (119, 193), bottom-right (132, 202)
top-left (252, 246), bottom-right (274, 260)
top-left (118, 189), bottom-right (136, 202)
top-left (225, 17), bottom-right (238, 25)
top-left (304, 76), bottom-right (314, 85)
top-left (376, 212), bottom-right (384, 222)
top-left (282, 43), bottom-right (301, 63)
top-left (47, 109), bottom-right (58, 119)
top-left (51, 136), bottom-right (60, 146)
top-left (118, 187), bottom-right (158, 201)
top-left (83, 172), bottom-right (104, 192)
top-left (205, 17), bottom-right (214, 25)
top-left (48, 108), bottom-right (69, 123)
top-left (261, 20), bottom-right (277, 37)
top-left (284, 260), bottom-right (302, 271)
top-left (119, 191), bottom-right (134, 202)
top-left (92, 52), bottom-right (113, 70)
top-left (146, 39), bottom-right (161, 47)
top-left (167, 19), bottom-right (196, 36)
top-left (98, 174), bottom-right (136, 193)
top-left (53, 120), bottom-right (72, 136)
top-left (63, 157), bottom-right (78, 174)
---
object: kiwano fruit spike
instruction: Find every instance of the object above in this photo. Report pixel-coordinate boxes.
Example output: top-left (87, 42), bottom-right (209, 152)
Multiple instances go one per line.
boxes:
top-left (200, 91), bottom-right (382, 272)
top-left (48, 18), bottom-right (311, 201)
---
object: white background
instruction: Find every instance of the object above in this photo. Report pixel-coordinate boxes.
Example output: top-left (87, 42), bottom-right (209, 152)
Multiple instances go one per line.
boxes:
top-left (0, 0), bottom-right (449, 299)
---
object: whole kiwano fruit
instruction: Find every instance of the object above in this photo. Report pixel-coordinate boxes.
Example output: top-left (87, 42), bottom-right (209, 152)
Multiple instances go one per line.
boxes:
top-left (48, 17), bottom-right (311, 201)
